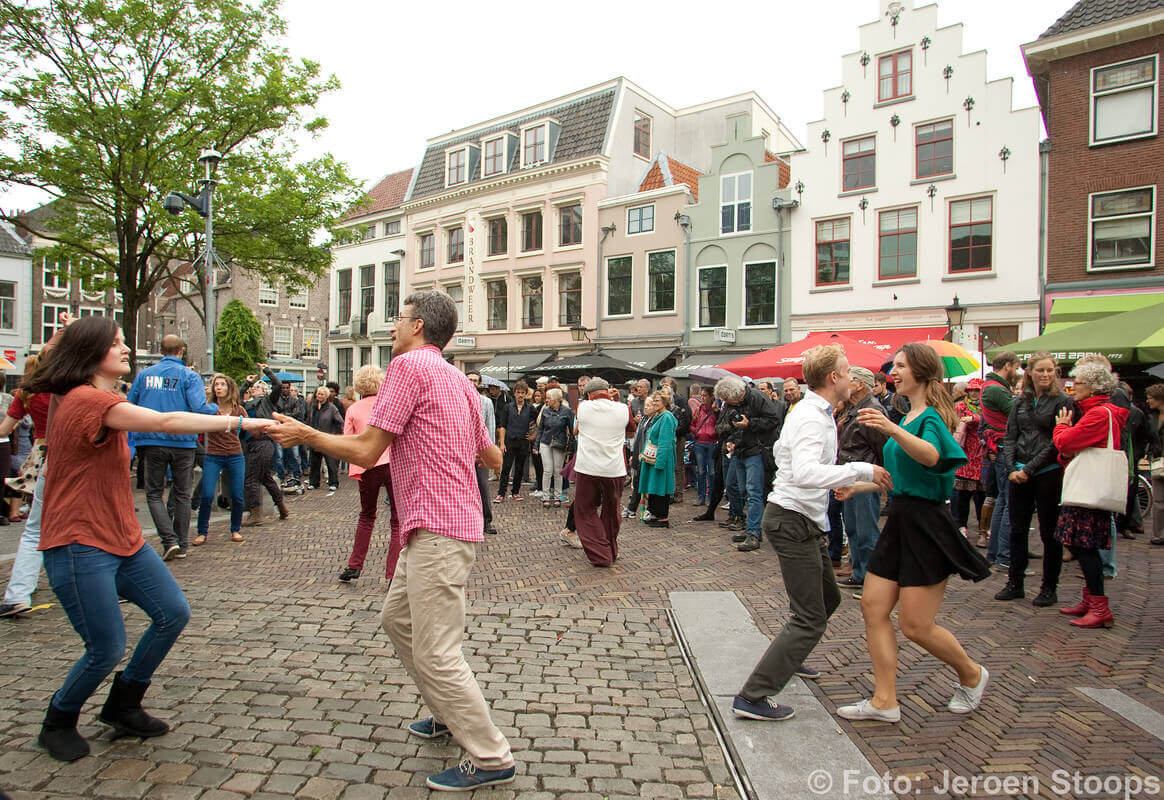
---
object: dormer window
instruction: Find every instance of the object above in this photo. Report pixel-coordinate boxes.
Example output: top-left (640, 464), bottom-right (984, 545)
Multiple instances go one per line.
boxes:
top-left (523, 124), bottom-right (546, 167)
top-left (633, 111), bottom-right (651, 158)
top-left (483, 136), bottom-right (506, 177)
top-left (446, 148), bottom-right (468, 186)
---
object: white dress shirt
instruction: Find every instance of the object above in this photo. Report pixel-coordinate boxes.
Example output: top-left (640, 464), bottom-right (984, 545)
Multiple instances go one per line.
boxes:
top-left (575, 399), bottom-right (629, 478)
top-left (766, 388), bottom-right (875, 531)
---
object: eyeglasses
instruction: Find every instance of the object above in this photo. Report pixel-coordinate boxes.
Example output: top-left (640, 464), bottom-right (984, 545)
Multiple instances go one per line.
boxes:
top-left (392, 315), bottom-right (419, 324)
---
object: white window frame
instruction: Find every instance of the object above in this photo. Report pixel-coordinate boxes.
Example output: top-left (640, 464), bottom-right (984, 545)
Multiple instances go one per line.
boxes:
top-left (444, 281), bottom-right (464, 331)
top-left (0, 281), bottom-right (16, 331)
top-left (1086, 185), bottom-right (1156, 271)
top-left (604, 254), bottom-right (634, 319)
top-left (288, 285), bottom-right (308, 309)
top-left (633, 110), bottom-right (652, 159)
top-left (482, 135), bottom-right (506, 177)
top-left (627, 204), bottom-right (655, 235)
top-left (740, 260), bottom-right (777, 329)
top-left (42, 260), bottom-right (68, 294)
top-left (520, 122), bottom-right (549, 168)
top-left (486, 278), bottom-right (508, 331)
top-left (384, 219), bottom-right (401, 236)
top-left (301, 327), bottom-right (321, 359)
top-left (644, 248), bottom-right (677, 316)
top-left (720, 171), bottom-right (753, 236)
top-left (272, 324), bottom-right (293, 358)
top-left (417, 231), bottom-right (436, 270)
top-left (1090, 54), bottom-right (1159, 147)
top-left (42, 303), bottom-right (70, 342)
top-left (556, 270), bottom-right (582, 329)
top-left (258, 278), bottom-right (278, 306)
top-left (445, 146), bottom-right (469, 187)
top-left (696, 264), bottom-right (728, 330)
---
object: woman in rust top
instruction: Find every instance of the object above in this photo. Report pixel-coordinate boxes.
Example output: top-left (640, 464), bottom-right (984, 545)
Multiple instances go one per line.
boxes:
top-left (28, 317), bottom-right (272, 762)
top-left (196, 373), bottom-right (248, 545)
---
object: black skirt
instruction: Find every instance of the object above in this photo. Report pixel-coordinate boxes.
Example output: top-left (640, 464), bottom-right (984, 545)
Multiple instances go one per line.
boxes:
top-left (867, 496), bottom-right (992, 587)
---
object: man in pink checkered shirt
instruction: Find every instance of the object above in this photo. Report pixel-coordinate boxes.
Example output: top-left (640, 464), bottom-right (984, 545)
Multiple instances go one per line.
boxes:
top-left (270, 290), bottom-right (514, 792)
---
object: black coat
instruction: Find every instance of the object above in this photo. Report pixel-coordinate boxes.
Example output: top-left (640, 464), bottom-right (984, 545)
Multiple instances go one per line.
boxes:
top-left (306, 399), bottom-right (344, 434)
top-left (1003, 392), bottom-right (1073, 476)
top-left (718, 388), bottom-right (783, 460)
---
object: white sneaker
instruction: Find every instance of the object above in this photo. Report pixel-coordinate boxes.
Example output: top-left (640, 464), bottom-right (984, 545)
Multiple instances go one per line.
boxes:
top-left (948, 665), bottom-right (989, 714)
top-left (530, 490), bottom-right (543, 498)
top-left (836, 699), bottom-right (901, 723)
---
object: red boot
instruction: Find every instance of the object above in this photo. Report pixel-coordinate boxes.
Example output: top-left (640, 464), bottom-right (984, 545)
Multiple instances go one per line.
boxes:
top-left (1059, 589), bottom-right (1090, 617)
top-left (1069, 595), bottom-right (1114, 628)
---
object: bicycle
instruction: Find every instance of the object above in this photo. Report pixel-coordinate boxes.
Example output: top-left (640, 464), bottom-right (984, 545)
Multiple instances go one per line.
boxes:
top-left (1136, 473), bottom-right (1154, 518)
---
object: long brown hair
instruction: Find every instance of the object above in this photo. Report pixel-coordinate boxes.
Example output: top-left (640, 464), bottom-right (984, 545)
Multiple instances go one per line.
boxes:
top-left (206, 373), bottom-right (241, 412)
top-left (25, 316), bottom-right (120, 395)
top-left (14, 354), bottom-right (39, 404)
top-left (1020, 351), bottom-right (1062, 397)
top-left (899, 342), bottom-right (957, 431)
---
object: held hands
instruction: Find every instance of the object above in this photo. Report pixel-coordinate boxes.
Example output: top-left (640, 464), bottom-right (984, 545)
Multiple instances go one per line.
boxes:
top-left (835, 466), bottom-right (893, 501)
top-left (1055, 408), bottom-right (1072, 427)
top-left (268, 412), bottom-right (311, 446)
top-left (732, 414), bottom-right (749, 429)
top-left (241, 417), bottom-right (276, 433)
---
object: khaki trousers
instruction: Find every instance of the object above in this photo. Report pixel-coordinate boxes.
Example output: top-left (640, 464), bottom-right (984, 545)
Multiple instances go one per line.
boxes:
top-left (380, 530), bottom-right (513, 769)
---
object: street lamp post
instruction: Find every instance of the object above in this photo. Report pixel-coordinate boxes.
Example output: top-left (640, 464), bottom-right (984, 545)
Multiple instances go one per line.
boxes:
top-left (164, 148), bottom-right (223, 372)
top-left (944, 294), bottom-right (966, 343)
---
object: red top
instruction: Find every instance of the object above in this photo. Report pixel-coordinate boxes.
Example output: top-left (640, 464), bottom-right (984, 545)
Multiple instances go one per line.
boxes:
top-left (691, 404), bottom-right (718, 444)
top-left (954, 400), bottom-right (983, 480)
top-left (343, 394), bottom-right (390, 479)
top-left (39, 385), bottom-right (143, 556)
top-left (1053, 395), bottom-right (1129, 465)
top-left (7, 392), bottom-right (51, 440)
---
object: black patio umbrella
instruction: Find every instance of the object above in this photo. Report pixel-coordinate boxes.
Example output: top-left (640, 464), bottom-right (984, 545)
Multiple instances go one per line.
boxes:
top-left (532, 351), bottom-right (662, 383)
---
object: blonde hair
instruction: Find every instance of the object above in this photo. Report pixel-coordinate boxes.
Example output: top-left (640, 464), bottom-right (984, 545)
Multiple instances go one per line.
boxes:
top-left (353, 364), bottom-right (384, 396)
top-left (802, 344), bottom-right (845, 390)
top-left (1021, 352), bottom-right (1062, 397)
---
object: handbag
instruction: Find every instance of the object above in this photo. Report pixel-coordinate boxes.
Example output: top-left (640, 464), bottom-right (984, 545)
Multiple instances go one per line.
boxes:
top-left (1060, 405), bottom-right (1128, 513)
top-left (640, 441), bottom-right (658, 465)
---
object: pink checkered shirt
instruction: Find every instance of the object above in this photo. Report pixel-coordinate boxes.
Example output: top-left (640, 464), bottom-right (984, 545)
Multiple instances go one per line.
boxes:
top-left (367, 345), bottom-right (490, 544)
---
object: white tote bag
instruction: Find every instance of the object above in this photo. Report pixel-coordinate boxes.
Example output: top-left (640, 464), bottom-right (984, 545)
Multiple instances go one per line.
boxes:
top-left (1060, 405), bottom-right (1127, 513)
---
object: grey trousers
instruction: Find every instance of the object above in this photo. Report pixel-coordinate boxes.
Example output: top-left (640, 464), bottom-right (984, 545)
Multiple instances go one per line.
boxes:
top-left (244, 437), bottom-right (283, 511)
top-left (739, 503), bottom-right (842, 701)
top-left (475, 465), bottom-right (493, 530)
top-left (139, 446), bottom-right (197, 549)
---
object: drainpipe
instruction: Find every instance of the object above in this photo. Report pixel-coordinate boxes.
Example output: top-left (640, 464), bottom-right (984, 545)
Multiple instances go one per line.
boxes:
top-left (597, 224), bottom-right (615, 347)
top-left (675, 212), bottom-right (692, 349)
top-left (771, 196), bottom-right (799, 345)
top-left (1037, 139), bottom-right (1051, 333)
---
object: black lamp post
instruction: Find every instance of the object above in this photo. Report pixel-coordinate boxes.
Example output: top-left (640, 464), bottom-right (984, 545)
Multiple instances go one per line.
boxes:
top-left (944, 295), bottom-right (966, 341)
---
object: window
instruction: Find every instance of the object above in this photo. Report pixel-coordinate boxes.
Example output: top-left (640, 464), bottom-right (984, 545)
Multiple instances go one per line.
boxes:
top-left (483, 137), bottom-right (505, 176)
top-left (1091, 56), bottom-right (1158, 145)
top-left (977, 325), bottom-right (1019, 352)
top-left (360, 346), bottom-right (372, 367)
top-left (878, 49), bottom-right (912, 102)
top-left (916, 120), bottom-right (953, 179)
top-left (720, 172), bottom-right (752, 234)
top-left (447, 227), bottom-right (464, 263)
top-left (744, 263), bottom-right (776, 326)
top-left (1088, 187), bottom-right (1155, 269)
top-left (488, 217), bottom-right (507, 256)
top-left (43, 261), bottom-right (67, 292)
top-left (445, 283), bottom-right (464, 331)
top-left (337, 348), bottom-right (353, 392)
top-left (77, 306), bottom-right (106, 318)
top-left (949, 198), bottom-right (993, 273)
top-left (521, 276), bottom-right (543, 328)
top-left (558, 272), bottom-right (581, 326)
top-left (301, 327), bottom-right (321, 359)
top-left (843, 137), bottom-right (876, 191)
top-left (288, 285), bottom-right (308, 309)
top-left (628, 204), bottom-right (654, 234)
top-left (258, 278), bottom-right (278, 306)
top-left (337, 269), bottom-right (352, 322)
top-left (606, 256), bottom-right (632, 316)
top-left (879, 208), bottom-right (918, 279)
top-left (42, 303), bottom-right (69, 342)
top-left (521, 211), bottom-right (543, 252)
top-left (633, 111), bottom-right (651, 158)
top-left (559, 204), bottom-right (582, 246)
top-left (0, 282), bottom-right (13, 330)
top-left (419, 233), bottom-right (434, 268)
top-left (362, 225), bottom-right (375, 241)
top-left (273, 325), bottom-right (293, 358)
top-left (487, 280), bottom-right (507, 330)
top-left (383, 261), bottom-right (400, 321)
top-left (698, 266), bottom-right (726, 328)
top-left (447, 148), bottom-right (467, 186)
top-left (523, 124), bottom-right (546, 166)
top-left (378, 346), bottom-right (392, 368)
top-left (647, 250), bottom-right (676, 313)
top-left (815, 218), bottom-right (851, 286)
top-left (359, 265), bottom-right (375, 320)
top-left (385, 220), bottom-right (401, 236)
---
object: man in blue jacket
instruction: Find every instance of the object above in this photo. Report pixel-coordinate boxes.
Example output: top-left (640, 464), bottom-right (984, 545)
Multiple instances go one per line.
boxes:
top-left (128, 335), bottom-right (219, 560)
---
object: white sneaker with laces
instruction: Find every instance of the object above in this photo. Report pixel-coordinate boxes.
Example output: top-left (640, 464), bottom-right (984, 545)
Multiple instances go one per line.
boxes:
top-left (836, 699), bottom-right (901, 722)
top-left (948, 665), bottom-right (989, 714)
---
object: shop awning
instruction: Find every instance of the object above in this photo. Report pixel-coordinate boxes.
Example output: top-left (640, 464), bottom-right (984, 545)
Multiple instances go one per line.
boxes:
top-left (809, 326), bottom-right (948, 356)
top-left (719, 332), bottom-right (889, 381)
top-left (664, 352), bottom-right (736, 378)
top-left (1042, 293), bottom-right (1164, 334)
top-left (986, 298), bottom-right (1164, 365)
top-left (477, 351), bottom-right (555, 378)
top-left (600, 346), bottom-right (677, 372)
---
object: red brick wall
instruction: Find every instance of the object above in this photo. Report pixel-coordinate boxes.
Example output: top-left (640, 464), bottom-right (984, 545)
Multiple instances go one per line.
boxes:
top-left (1044, 36), bottom-right (1164, 286)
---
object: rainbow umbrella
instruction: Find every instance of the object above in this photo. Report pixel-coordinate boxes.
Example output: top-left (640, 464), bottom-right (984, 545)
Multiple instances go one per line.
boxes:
top-left (921, 340), bottom-right (980, 378)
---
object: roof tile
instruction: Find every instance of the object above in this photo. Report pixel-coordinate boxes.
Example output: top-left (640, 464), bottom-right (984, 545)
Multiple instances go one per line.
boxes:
top-left (1040, 0), bottom-right (1164, 38)
top-left (637, 153), bottom-right (701, 201)
top-left (342, 168), bottom-right (414, 221)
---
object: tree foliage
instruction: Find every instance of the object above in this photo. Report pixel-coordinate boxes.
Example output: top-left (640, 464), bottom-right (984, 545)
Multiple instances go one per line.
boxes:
top-left (0, 0), bottom-right (362, 367)
top-left (214, 300), bottom-right (263, 385)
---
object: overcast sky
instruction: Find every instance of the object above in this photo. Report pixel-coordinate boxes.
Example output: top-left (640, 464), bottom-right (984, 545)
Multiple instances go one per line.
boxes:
top-left (0, 0), bottom-right (1074, 211)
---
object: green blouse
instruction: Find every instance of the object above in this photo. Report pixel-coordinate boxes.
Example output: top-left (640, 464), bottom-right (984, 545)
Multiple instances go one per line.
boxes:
top-left (884, 406), bottom-right (968, 502)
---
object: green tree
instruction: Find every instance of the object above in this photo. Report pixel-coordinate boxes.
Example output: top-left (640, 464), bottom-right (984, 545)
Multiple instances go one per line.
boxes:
top-left (214, 300), bottom-right (263, 385)
top-left (0, 0), bottom-right (362, 368)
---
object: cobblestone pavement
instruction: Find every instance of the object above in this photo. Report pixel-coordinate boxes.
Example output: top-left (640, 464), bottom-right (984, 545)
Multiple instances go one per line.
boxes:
top-left (1, 478), bottom-right (1162, 799)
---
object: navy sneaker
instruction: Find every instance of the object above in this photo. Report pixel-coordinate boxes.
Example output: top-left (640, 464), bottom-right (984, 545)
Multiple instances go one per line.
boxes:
top-left (408, 717), bottom-right (450, 739)
top-left (731, 695), bottom-right (795, 721)
top-left (426, 759), bottom-right (516, 792)
top-left (795, 664), bottom-right (821, 679)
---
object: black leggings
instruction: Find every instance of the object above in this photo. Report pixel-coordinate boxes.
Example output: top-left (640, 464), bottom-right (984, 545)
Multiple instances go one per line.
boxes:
top-left (1069, 545), bottom-right (1104, 596)
top-left (1007, 469), bottom-right (1064, 588)
top-left (647, 493), bottom-right (670, 520)
top-left (951, 487), bottom-right (985, 529)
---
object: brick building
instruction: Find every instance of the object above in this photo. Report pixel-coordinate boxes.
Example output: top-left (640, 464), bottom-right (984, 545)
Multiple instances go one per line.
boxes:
top-left (1023, 0), bottom-right (1164, 325)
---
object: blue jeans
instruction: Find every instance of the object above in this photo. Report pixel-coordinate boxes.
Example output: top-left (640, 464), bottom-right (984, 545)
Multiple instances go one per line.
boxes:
top-left (725, 454), bottom-right (744, 519)
top-left (1100, 519), bottom-right (1117, 577)
top-left (43, 543), bottom-right (190, 712)
top-left (3, 471), bottom-right (45, 606)
top-left (198, 452), bottom-right (245, 535)
top-left (727, 453), bottom-right (766, 535)
top-left (282, 444), bottom-right (301, 479)
top-left (842, 491), bottom-right (881, 582)
top-left (985, 459), bottom-right (1012, 564)
top-left (692, 443), bottom-right (717, 503)
top-left (273, 442), bottom-right (285, 479)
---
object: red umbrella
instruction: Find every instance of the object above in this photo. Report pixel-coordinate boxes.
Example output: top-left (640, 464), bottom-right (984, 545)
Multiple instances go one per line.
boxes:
top-left (717, 332), bottom-right (889, 381)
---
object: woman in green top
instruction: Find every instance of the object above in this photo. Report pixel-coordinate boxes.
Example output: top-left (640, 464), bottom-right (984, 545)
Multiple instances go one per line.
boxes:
top-left (835, 343), bottom-right (991, 724)
top-left (638, 392), bottom-right (677, 528)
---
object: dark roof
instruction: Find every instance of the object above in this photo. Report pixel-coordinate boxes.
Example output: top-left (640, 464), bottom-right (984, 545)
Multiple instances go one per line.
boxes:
top-left (1040, 0), bottom-right (1164, 38)
top-left (410, 89), bottom-right (615, 202)
top-left (0, 222), bottom-right (31, 256)
top-left (342, 168), bottom-right (414, 222)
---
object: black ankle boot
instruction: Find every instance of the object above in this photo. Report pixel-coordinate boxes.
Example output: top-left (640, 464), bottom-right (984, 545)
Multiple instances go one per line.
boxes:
top-left (1031, 586), bottom-right (1058, 607)
top-left (97, 672), bottom-right (169, 738)
top-left (38, 703), bottom-right (90, 762)
top-left (994, 582), bottom-right (1025, 601)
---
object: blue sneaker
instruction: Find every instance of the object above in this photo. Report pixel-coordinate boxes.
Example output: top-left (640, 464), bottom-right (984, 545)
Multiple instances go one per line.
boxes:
top-left (407, 717), bottom-right (450, 739)
top-left (795, 664), bottom-right (821, 679)
top-left (731, 695), bottom-right (795, 721)
top-left (426, 759), bottom-right (517, 791)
